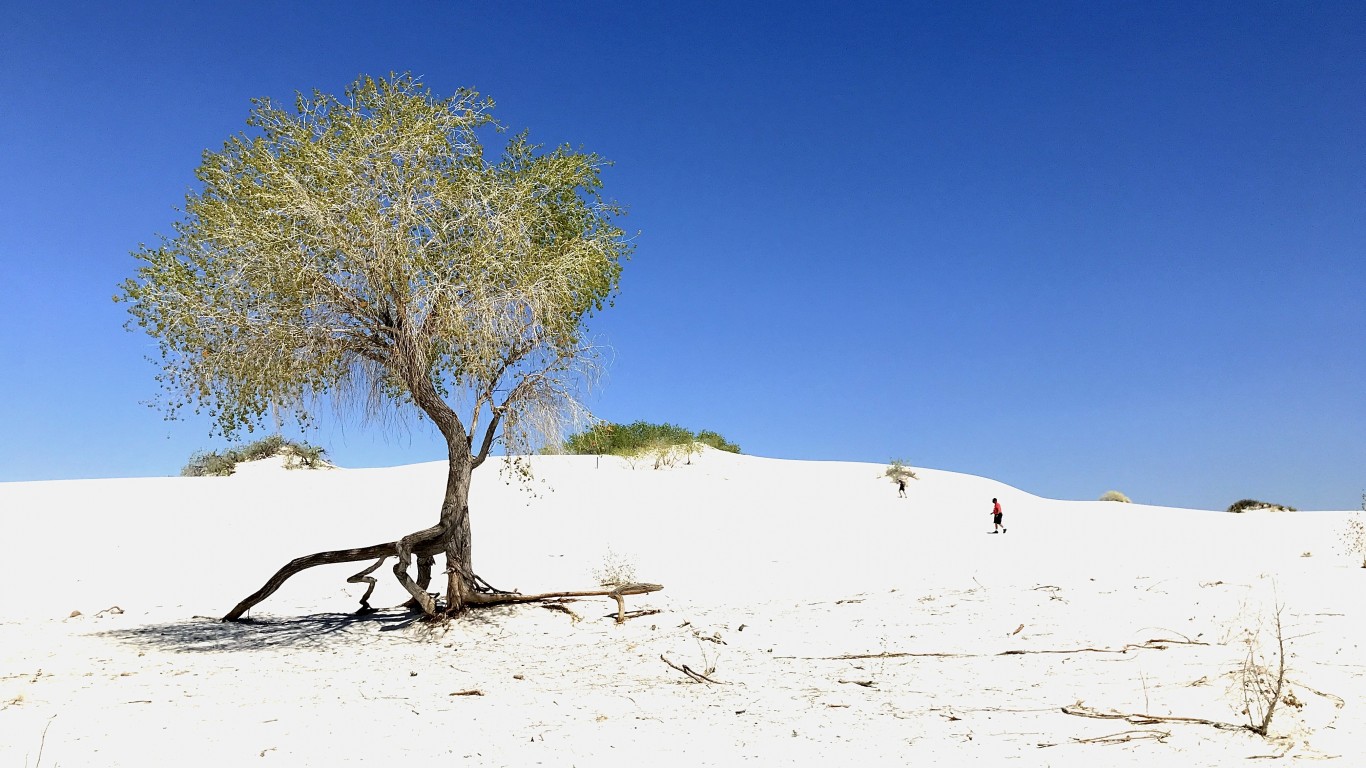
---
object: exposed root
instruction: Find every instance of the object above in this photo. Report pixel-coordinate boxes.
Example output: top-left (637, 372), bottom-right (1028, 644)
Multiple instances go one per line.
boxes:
top-left (346, 556), bottom-right (389, 615)
top-left (393, 524), bottom-right (445, 616)
top-left (223, 525), bottom-right (660, 624)
top-left (223, 537), bottom-right (443, 622)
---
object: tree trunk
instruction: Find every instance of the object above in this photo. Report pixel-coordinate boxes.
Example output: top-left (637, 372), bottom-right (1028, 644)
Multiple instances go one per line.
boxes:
top-left (438, 436), bottom-right (476, 614)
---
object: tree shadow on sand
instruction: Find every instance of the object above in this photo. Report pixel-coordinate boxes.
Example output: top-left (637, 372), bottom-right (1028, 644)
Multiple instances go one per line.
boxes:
top-left (93, 609), bottom-right (428, 653)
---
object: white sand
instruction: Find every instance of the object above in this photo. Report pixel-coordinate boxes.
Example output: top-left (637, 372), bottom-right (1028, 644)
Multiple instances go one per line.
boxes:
top-left (2, 449), bottom-right (1362, 765)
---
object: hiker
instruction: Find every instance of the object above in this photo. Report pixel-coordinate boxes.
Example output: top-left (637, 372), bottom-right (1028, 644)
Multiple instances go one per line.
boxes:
top-left (897, 478), bottom-right (907, 498)
top-left (990, 497), bottom-right (1006, 533)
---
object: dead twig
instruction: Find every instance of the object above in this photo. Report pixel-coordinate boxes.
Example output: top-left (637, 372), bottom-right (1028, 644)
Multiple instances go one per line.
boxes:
top-left (541, 603), bottom-right (581, 623)
top-left (1061, 703), bottom-right (1245, 732)
top-left (1298, 683), bottom-right (1345, 709)
top-left (780, 651), bottom-right (964, 660)
top-left (838, 679), bottom-right (876, 688)
top-left (1071, 728), bottom-right (1171, 745)
top-left (448, 690), bottom-right (484, 696)
top-left (999, 641), bottom-right (1176, 655)
top-left (789, 638), bottom-right (1195, 661)
top-left (34, 715), bottom-right (55, 768)
top-left (660, 655), bottom-right (725, 685)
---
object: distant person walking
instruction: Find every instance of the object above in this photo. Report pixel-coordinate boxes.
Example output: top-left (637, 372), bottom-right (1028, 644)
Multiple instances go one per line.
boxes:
top-left (990, 498), bottom-right (1006, 533)
top-left (897, 478), bottom-right (907, 498)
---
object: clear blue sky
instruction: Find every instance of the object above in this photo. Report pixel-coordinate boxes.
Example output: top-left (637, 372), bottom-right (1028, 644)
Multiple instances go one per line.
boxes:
top-left (1, 2), bottom-right (1362, 510)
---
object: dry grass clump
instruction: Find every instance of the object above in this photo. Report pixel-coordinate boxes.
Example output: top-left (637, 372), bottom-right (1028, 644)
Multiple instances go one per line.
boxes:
top-left (591, 546), bottom-right (639, 588)
top-left (1099, 490), bottom-right (1131, 503)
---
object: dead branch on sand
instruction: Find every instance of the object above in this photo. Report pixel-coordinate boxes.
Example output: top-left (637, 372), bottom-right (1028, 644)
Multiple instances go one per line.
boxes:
top-left (1071, 728), bottom-right (1172, 745)
top-left (782, 638), bottom-right (1202, 661)
top-left (1061, 703), bottom-right (1246, 732)
top-left (660, 655), bottom-right (725, 685)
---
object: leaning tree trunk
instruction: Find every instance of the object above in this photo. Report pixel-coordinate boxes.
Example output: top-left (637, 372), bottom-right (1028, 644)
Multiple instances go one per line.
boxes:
top-left (437, 435), bottom-right (476, 614)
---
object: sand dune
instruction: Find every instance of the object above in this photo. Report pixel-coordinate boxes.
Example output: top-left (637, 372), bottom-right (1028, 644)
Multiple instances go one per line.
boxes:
top-left (2, 449), bottom-right (1362, 765)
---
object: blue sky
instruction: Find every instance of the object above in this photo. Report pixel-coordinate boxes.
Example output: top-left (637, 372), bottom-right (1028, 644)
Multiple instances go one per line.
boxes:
top-left (1, 2), bottom-right (1362, 510)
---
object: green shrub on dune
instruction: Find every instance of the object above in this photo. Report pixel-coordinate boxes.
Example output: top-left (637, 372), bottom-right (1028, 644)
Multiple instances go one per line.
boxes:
top-left (1226, 498), bottom-right (1296, 513)
top-left (558, 421), bottom-right (741, 463)
top-left (884, 459), bottom-right (918, 483)
top-left (181, 435), bottom-right (328, 477)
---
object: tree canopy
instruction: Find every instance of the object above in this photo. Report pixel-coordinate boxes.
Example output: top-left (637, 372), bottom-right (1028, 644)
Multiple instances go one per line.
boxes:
top-left (119, 73), bottom-right (630, 458)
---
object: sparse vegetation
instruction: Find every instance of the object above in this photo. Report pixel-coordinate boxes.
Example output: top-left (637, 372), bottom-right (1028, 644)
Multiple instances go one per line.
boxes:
top-left (1226, 499), bottom-right (1296, 514)
top-left (884, 459), bottom-right (918, 484)
top-left (181, 435), bottom-right (328, 477)
top-left (1342, 514), bottom-right (1366, 568)
top-left (591, 546), bottom-right (638, 588)
top-left (559, 421), bottom-right (740, 468)
top-left (1099, 490), bottom-right (1132, 503)
top-left (1233, 602), bottom-right (1290, 737)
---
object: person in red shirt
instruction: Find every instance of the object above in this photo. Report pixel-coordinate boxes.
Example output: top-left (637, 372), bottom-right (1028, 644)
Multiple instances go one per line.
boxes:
top-left (991, 498), bottom-right (1006, 533)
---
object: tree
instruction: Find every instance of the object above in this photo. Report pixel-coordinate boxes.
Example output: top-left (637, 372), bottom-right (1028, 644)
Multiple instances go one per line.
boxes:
top-left (118, 74), bottom-right (634, 620)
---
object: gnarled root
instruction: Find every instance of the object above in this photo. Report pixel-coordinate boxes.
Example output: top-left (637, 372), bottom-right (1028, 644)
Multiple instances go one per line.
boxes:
top-left (392, 524), bottom-right (444, 616)
top-left (222, 535), bottom-right (443, 622)
top-left (222, 523), bottom-right (663, 623)
top-left (346, 556), bottom-right (389, 615)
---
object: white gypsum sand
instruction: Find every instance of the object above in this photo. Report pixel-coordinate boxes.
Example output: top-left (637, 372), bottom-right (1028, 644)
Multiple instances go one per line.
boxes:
top-left (1, 448), bottom-right (1361, 766)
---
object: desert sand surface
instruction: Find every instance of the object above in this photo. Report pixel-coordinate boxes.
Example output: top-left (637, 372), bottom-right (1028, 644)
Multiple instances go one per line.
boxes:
top-left (2, 449), bottom-right (1362, 766)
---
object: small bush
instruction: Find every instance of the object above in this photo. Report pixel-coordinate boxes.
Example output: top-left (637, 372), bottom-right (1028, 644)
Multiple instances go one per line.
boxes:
top-left (884, 459), bottom-right (917, 483)
top-left (695, 430), bottom-right (740, 453)
top-left (561, 421), bottom-right (740, 459)
top-left (180, 435), bottom-right (328, 477)
top-left (1227, 499), bottom-right (1296, 514)
top-left (1099, 490), bottom-right (1132, 503)
top-left (591, 546), bottom-right (638, 588)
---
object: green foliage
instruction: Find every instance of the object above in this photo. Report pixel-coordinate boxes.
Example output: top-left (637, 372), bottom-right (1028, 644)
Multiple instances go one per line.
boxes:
top-left (695, 430), bottom-right (741, 453)
top-left (1099, 490), bottom-right (1132, 503)
top-left (561, 421), bottom-right (740, 457)
top-left (1227, 499), bottom-right (1297, 514)
top-left (884, 459), bottom-right (918, 483)
top-left (181, 435), bottom-right (327, 477)
top-left (117, 73), bottom-right (631, 452)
